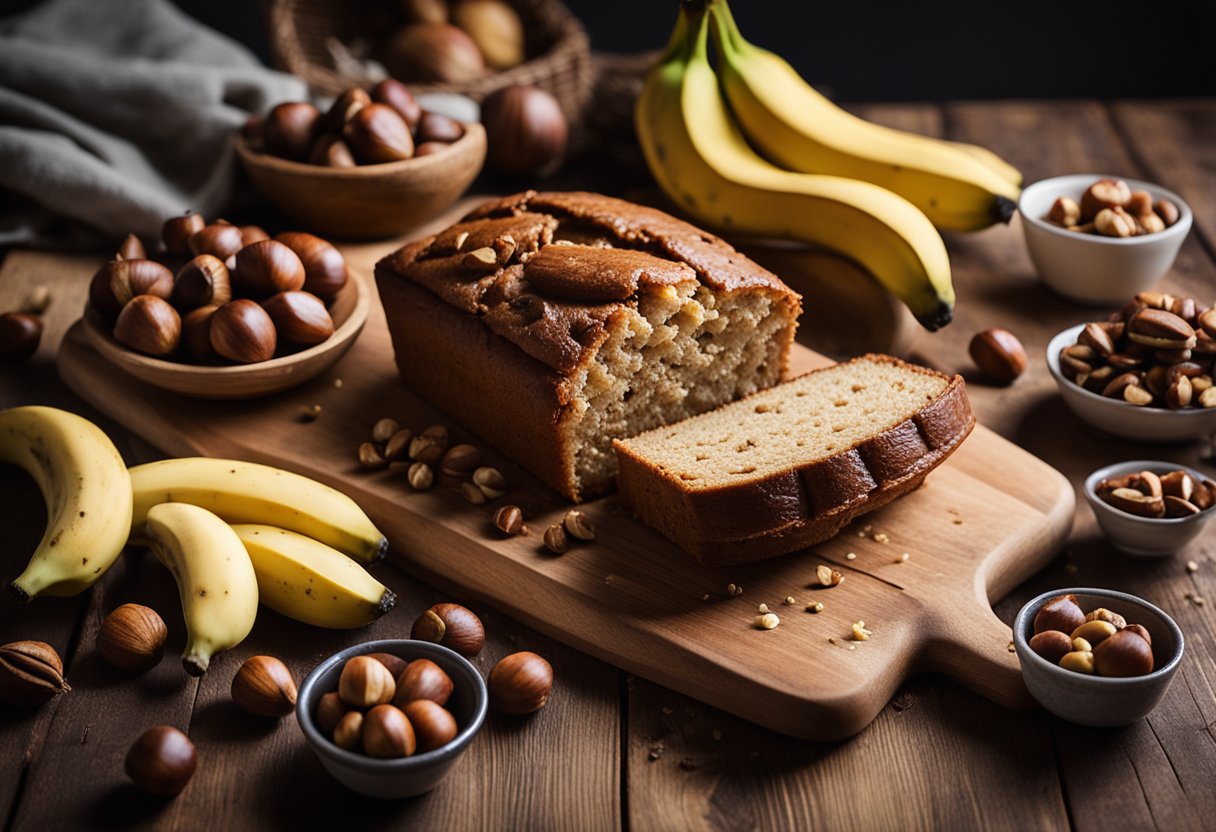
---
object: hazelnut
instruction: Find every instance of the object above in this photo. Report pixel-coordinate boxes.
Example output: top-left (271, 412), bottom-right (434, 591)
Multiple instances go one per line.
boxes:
top-left (460, 482), bottom-right (487, 504)
top-left (473, 467), bottom-right (507, 498)
top-left (482, 85), bottom-right (568, 176)
top-left (371, 78), bottom-right (422, 130)
top-left (815, 564), bottom-right (844, 587)
top-left (384, 428), bottom-right (414, 461)
top-left (114, 295), bottom-right (181, 356)
top-left (1080, 178), bottom-right (1131, 221)
top-left (231, 655), bottom-right (298, 718)
top-left (338, 655), bottom-right (396, 708)
top-left (308, 134), bottom-right (358, 168)
top-left (0, 312), bottom-right (43, 361)
top-left (488, 651), bottom-right (553, 715)
top-left (274, 232), bottom-right (348, 301)
top-left (180, 304), bottom-right (221, 362)
top-left (1028, 630), bottom-right (1072, 664)
top-left (0, 640), bottom-right (70, 708)
top-left (407, 462), bottom-right (434, 490)
top-left (162, 211), bottom-right (206, 259)
top-left (439, 443), bottom-right (482, 485)
top-left (333, 710), bottom-right (363, 750)
top-left (188, 223), bottom-right (245, 261)
top-left (117, 233), bottom-right (147, 261)
top-left (233, 240), bottom-right (307, 298)
top-left (264, 101), bottom-right (321, 161)
top-left (392, 658), bottom-right (453, 707)
top-left (210, 300), bottom-right (277, 364)
top-left (543, 523), bottom-right (569, 554)
top-left (343, 103), bottom-right (414, 164)
top-left (362, 704), bottom-right (416, 758)
top-left (367, 652), bottom-right (410, 680)
top-left (1058, 650), bottom-right (1095, 675)
top-left (1045, 196), bottom-right (1080, 227)
top-left (315, 691), bottom-right (347, 735)
top-left (562, 509), bottom-right (595, 541)
top-left (409, 425), bottom-right (450, 466)
top-left (415, 111), bottom-right (465, 144)
top-left (97, 603), bottom-right (166, 671)
top-left (171, 254), bottom-right (231, 310)
top-left (411, 603), bottom-right (485, 656)
top-left (322, 87), bottom-right (371, 134)
top-left (399, 699), bottom-right (457, 752)
top-left (262, 291), bottom-right (334, 346)
top-left (968, 328), bottom-right (1026, 384)
top-left (125, 725), bottom-right (197, 796)
top-left (494, 504), bottom-right (526, 536)
top-left (359, 442), bottom-right (388, 469)
top-left (1032, 594), bottom-right (1085, 635)
top-left (1070, 619), bottom-right (1117, 646)
top-left (90, 259), bottom-right (175, 316)
top-left (1153, 198), bottom-right (1180, 227)
top-left (1093, 629), bottom-right (1155, 677)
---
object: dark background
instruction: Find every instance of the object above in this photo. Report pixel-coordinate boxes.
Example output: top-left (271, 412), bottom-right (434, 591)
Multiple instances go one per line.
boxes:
top-left (166, 0), bottom-right (1216, 101)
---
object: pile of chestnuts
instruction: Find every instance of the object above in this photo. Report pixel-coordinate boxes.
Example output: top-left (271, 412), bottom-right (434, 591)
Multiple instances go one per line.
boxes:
top-left (1028, 594), bottom-right (1155, 678)
top-left (243, 79), bottom-right (466, 169)
top-left (88, 211), bottom-right (348, 365)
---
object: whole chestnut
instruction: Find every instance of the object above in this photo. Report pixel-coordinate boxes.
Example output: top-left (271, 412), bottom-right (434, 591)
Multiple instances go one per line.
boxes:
top-left (371, 78), bottom-right (422, 130)
top-left (117, 233), bottom-right (147, 261)
top-left (274, 232), bottom-right (347, 300)
top-left (240, 225), bottom-right (270, 245)
top-left (415, 111), bottom-right (464, 144)
top-left (1093, 628), bottom-right (1155, 677)
top-left (264, 101), bottom-right (321, 161)
top-left (968, 328), bottom-right (1026, 384)
top-left (262, 291), bottom-right (334, 346)
top-left (362, 703), bottom-right (416, 758)
top-left (124, 725), bottom-right (197, 796)
top-left (322, 87), bottom-right (371, 134)
top-left (233, 240), bottom-right (306, 298)
top-left (188, 224), bottom-right (245, 261)
top-left (1032, 594), bottom-right (1085, 636)
top-left (171, 254), bottom-right (231, 310)
top-left (231, 655), bottom-right (298, 718)
top-left (90, 259), bottom-right (174, 315)
top-left (114, 295), bottom-right (181, 357)
top-left (366, 652), bottom-right (409, 680)
top-left (392, 658), bottom-right (453, 707)
top-left (308, 134), bottom-right (357, 168)
top-left (162, 211), bottom-right (205, 259)
top-left (1027, 630), bottom-right (1072, 665)
top-left (451, 0), bottom-right (524, 70)
top-left (343, 103), bottom-right (414, 164)
top-left (333, 710), bottom-right (363, 750)
top-left (315, 691), bottom-right (348, 735)
top-left (209, 299), bottom-right (276, 364)
top-left (384, 23), bottom-right (485, 84)
top-left (415, 141), bottom-right (451, 157)
top-left (180, 304), bottom-right (220, 362)
top-left (0, 312), bottom-right (42, 361)
top-left (399, 699), bottom-right (457, 752)
top-left (411, 603), bottom-right (485, 656)
top-left (481, 85), bottom-right (568, 177)
top-left (488, 651), bottom-right (552, 715)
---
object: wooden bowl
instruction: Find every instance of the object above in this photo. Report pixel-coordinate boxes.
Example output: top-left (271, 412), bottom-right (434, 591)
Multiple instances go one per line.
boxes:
top-left (81, 276), bottom-right (370, 400)
top-left (234, 123), bottom-right (486, 240)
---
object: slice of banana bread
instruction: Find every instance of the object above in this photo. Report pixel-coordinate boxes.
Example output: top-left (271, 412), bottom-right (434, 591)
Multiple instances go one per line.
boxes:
top-left (375, 191), bottom-right (802, 502)
top-left (613, 355), bottom-right (974, 565)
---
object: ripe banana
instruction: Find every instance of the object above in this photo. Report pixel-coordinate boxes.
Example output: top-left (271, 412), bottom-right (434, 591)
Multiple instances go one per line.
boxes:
top-left (0, 406), bottom-right (131, 600)
top-left (636, 5), bottom-right (954, 329)
top-left (232, 525), bottom-right (397, 629)
top-left (144, 502), bottom-right (258, 675)
top-left (128, 458), bottom-right (388, 564)
top-left (709, 0), bottom-right (1021, 232)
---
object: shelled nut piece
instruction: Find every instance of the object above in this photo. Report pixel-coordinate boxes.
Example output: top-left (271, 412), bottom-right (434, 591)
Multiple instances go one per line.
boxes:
top-left (815, 564), bottom-right (844, 587)
top-left (98, 604), bottom-right (167, 671)
top-left (543, 523), bottom-right (569, 554)
top-left (563, 509), bottom-right (595, 541)
top-left (474, 467), bottom-right (507, 498)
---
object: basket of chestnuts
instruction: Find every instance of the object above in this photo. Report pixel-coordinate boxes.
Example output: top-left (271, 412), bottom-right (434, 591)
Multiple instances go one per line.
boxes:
top-left (265, 0), bottom-right (593, 124)
top-left (80, 212), bottom-right (370, 399)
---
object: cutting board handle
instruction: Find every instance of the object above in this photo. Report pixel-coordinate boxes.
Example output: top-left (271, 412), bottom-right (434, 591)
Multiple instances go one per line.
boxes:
top-left (922, 589), bottom-right (1037, 711)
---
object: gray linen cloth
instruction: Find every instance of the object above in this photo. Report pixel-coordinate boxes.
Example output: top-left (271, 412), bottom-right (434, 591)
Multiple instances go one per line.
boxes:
top-left (0, 0), bottom-right (306, 246)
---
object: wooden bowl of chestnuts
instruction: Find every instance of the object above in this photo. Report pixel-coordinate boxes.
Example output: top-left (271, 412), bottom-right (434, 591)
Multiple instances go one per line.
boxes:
top-left (235, 79), bottom-right (487, 240)
top-left (81, 213), bottom-right (370, 400)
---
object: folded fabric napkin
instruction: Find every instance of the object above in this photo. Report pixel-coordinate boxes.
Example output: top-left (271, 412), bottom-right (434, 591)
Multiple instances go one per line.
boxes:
top-left (0, 0), bottom-right (306, 247)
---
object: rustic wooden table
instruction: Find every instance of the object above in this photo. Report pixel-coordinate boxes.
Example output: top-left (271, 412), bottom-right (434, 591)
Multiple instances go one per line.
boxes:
top-left (1, 99), bottom-right (1214, 831)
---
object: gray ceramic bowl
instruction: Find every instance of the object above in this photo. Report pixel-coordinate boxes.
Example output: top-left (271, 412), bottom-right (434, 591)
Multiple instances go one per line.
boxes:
top-left (1014, 588), bottom-right (1184, 726)
top-left (296, 639), bottom-right (488, 799)
top-left (1084, 460), bottom-right (1216, 557)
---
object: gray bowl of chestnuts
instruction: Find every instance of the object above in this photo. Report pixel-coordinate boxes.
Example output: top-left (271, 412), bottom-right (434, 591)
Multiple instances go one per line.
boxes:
top-left (1013, 588), bottom-right (1184, 727)
top-left (296, 638), bottom-right (488, 799)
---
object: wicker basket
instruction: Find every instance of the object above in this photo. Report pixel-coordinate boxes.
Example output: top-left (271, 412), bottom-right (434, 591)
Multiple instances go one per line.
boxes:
top-left (265, 0), bottom-right (594, 123)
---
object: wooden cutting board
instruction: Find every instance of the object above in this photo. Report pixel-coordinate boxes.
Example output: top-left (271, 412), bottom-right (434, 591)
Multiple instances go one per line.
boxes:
top-left (55, 256), bottom-right (1074, 743)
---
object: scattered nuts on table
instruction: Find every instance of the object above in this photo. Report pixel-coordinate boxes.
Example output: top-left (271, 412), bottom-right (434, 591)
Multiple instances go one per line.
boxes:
top-left (97, 603), bottom-right (167, 672)
top-left (1044, 178), bottom-right (1180, 237)
top-left (408, 462), bottom-right (434, 490)
top-left (815, 565), bottom-right (844, 587)
top-left (969, 327), bottom-right (1027, 384)
top-left (488, 651), bottom-right (553, 715)
top-left (1028, 595), bottom-right (1155, 677)
top-left (543, 523), bottom-right (569, 554)
top-left (851, 622), bottom-right (872, 641)
top-left (562, 510), bottom-right (595, 541)
top-left (806, 602), bottom-right (825, 614)
top-left (358, 441), bottom-right (388, 470)
top-left (298, 403), bottom-right (322, 422)
top-left (0, 640), bottom-right (70, 708)
top-left (371, 418), bottom-right (400, 444)
top-left (460, 481), bottom-right (487, 505)
top-left (0, 311), bottom-right (44, 361)
top-left (411, 603), bottom-right (485, 657)
top-left (125, 725), bottom-right (198, 796)
top-left (755, 613), bottom-right (780, 630)
top-left (494, 505), bottom-right (527, 536)
top-left (1059, 291), bottom-right (1216, 410)
top-left (473, 466), bottom-right (507, 499)
top-left (231, 655), bottom-right (298, 718)
top-left (1095, 467), bottom-right (1214, 518)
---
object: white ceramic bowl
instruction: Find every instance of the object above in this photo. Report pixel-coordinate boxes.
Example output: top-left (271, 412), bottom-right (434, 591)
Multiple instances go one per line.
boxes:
top-left (1014, 588), bottom-right (1184, 726)
top-left (1046, 325), bottom-right (1216, 441)
top-left (296, 639), bottom-right (488, 799)
top-left (1084, 460), bottom-right (1216, 557)
top-left (1019, 174), bottom-right (1192, 305)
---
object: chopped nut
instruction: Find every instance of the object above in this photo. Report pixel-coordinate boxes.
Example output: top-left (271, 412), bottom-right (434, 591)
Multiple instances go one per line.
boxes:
top-left (409, 428), bottom-right (449, 466)
top-left (815, 565), bottom-right (844, 587)
top-left (473, 467), bottom-right (507, 499)
top-left (563, 509), bottom-right (595, 541)
top-left (543, 523), bottom-right (569, 554)
top-left (845, 552), bottom-right (857, 560)
top-left (727, 583), bottom-right (743, 596)
top-left (851, 621), bottom-right (872, 641)
top-left (757, 603), bottom-right (768, 614)
top-left (297, 404), bottom-right (322, 422)
top-left (873, 533), bottom-right (890, 544)
top-left (358, 442), bottom-right (387, 469)
top-left (372, 418), bottom-right (399, 444)
top-left (896, 552), bottom-right (910, 563)
top-left (460, 482), bottom-right (486, 505)
top-left (1007, 641), bottom-right (1016, 653)
top-left (463, 246), bottom-right (499, 269)
top-left (755, 613), bottom-right (780, 630)
top-left (407, 462), bottom-right (433, 490)
top-left (1186, 560), bottom-right (1199, 573)
top-left (784, 596), bottom-right (796, 606)
top-left (493, 505), bottom-right (526, 536)
top-left (806, 602), bottom-right (824, 614)
top-left (454, 230), bottom-right (469, 250)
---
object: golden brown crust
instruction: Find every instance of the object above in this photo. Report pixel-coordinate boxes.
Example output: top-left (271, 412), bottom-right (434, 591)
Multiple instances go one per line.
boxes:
top-left (613, 356), bottom-right (976, 565)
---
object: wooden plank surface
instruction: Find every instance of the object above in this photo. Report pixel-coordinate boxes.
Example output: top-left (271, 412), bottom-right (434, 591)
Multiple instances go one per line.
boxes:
top-left (1, 98), bottom-right (1215, 831)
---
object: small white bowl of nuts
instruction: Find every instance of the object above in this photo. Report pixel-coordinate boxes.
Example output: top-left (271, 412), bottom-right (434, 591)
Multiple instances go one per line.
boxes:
top-left (1046, 292), bottom-right (1216, 441)
top-left (1014, 588), bottom-right (1184, 726)
top-left (1019, 174), bottom-right (1191, 305)
top-left (1084, 460), bottom-right (1215, 557)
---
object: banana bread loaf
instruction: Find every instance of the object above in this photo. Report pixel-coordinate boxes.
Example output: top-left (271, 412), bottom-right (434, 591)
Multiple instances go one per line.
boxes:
top-left (375, 191), bottom-right (802, 502)
top-left (613, 355), bottom-right (974, 564)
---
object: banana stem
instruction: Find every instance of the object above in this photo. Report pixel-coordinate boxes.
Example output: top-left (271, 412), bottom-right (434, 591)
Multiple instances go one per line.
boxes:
top-left (707, 0), bottom-right (747, 55)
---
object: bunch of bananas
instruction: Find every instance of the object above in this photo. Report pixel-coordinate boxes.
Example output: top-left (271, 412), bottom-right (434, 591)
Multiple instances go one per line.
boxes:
top-left (1, 406), bottom-right (395, 676)
top-left (635, 0), bottom-right (1023, 330)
